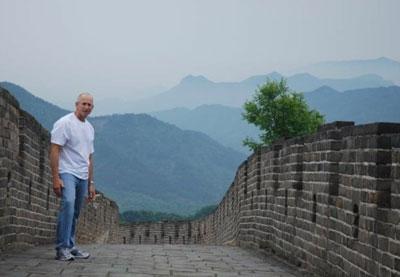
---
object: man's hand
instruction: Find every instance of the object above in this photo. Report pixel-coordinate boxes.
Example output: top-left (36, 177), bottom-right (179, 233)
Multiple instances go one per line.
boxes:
top-left (88, 182), bottom-right (96, 202)
top-left (53, 177), bottom-right (64, 197)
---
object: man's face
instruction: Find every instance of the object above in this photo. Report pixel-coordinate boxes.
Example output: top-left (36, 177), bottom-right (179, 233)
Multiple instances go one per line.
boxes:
top-left (75, 95), bottom-right (94, 120)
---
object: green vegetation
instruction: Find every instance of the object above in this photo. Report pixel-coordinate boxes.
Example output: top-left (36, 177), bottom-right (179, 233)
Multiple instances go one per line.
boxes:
top-left (120, 204), bottom-right (218, 223)
top-left (92, 114), bottom-right (244, 214)
top-left (243, 79), bottom-right (325, 151)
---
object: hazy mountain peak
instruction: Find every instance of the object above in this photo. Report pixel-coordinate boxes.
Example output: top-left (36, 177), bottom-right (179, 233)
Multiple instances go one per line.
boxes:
top-left (377, 56), bottom-right (390, 61)
top-left (241, 75), bottom-right (267, 83)
top-left (376, 56), bottom-right (396, 61)
top-left (241, 71), bottom-right (283, 86)
top-left (374, 56), bottom-right (400, 65)
top-left (267, 71), bottom-right (284, 80)
top-left (290, 72), bottom-right (319, 80)
top-left (180, 75), bottom-right (213, 85)
top-left (312, 85), bottom-right (340, 94)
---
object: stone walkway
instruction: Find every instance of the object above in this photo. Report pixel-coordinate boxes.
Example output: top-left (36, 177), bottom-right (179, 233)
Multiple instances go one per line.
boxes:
top-left (0, 244), bottom-right (303, 277)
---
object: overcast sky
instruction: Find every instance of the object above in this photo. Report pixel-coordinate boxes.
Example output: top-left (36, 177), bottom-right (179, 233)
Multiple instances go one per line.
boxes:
top-left (1, 0), bottom-right (399, 108)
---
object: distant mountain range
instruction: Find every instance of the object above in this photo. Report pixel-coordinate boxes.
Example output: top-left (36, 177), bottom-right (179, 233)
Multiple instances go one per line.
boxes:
top-left (91, 114), bottom-right (244, 214)
top-left (304, 86), bottom-right (400, 124)
top-left (290, 57), bottom-right (400, 85)
top-left (0, 82), bottom-right (245, 214)
top-left (151, 86), bottom-right (400, 155)
top-left (128, 71), bottom-right (393, 113)
top-left (2, 57), bottom-right (399, 212)
top-left (151, 105), bottom-right (260, 154)
top-left (87, 57), bottom-right (399, 115)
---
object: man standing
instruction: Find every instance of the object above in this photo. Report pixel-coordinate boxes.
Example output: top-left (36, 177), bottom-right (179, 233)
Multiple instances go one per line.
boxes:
top-left (50, 93), bottom-right (96, 261)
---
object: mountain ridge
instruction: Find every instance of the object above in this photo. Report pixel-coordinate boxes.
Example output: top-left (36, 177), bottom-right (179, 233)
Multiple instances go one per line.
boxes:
top-left (151, 104), bottom-right (259, 154)
top-left (304, 85), bottom-right (400, 124)
top-left (127, 71), bottom-right (393, 113)
top-left (290, 56), bottom-right (400, 85)
top-left (151, 86), bottom-right (400, 156)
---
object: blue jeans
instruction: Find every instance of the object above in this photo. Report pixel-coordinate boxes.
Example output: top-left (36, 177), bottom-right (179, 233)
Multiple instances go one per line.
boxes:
top-left (56, 173), bottom-right (88, 250)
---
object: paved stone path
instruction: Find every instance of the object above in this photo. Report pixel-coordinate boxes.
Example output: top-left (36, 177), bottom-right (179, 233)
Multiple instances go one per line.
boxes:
top-left (0, 244), bottom-right (303, 276)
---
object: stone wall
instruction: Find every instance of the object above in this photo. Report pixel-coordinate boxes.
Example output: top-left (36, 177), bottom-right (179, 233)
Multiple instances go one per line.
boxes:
top-left (3, 86), bottom-right (400, 276)
top-left (122, 121), bottom-right (400, 277)
top-left (0, 88), bottom-right (119, 252)
top-left (119, 221), bottom-right (191, 245)
top-left (76, 191), bottom-right (120, 244)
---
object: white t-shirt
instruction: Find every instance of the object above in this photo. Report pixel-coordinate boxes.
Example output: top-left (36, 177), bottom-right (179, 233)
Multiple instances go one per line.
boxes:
top-left (51, 113), bottom-right (94, 180)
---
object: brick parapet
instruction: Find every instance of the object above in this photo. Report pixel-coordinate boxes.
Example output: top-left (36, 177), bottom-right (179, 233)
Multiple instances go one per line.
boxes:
top-left (120, 121), bottom-right (400, 277)
top-left (76, 191), bottom-right (120, 244)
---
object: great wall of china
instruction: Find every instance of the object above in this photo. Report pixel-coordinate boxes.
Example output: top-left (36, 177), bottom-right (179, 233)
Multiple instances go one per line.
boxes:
top-left (1, 88), bottom-right (400, 276)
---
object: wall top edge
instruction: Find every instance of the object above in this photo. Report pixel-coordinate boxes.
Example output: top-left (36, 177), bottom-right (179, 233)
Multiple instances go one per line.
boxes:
top-left (1, 87), bottom-right (49, 136)
top-left (249, 121), bottom-right (400, 156)
top-left (0, 88), bottom-right (20, 109)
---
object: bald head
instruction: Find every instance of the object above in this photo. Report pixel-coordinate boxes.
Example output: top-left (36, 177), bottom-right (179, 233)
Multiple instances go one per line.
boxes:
top-left (76, 92), bottom-right (93, 103)
top-left (74, 92), bottom-right (94, 121)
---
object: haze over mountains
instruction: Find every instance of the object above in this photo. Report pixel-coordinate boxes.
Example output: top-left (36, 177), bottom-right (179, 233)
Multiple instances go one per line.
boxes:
top-left (109, 71), bottom-right (393, 114)
top-left (151, 105), bottom-right (260, 154)
top-left (1, 57), bottom-right (399, 213)
top-left (289, 57), bottom-right (400, 85)
top-left (147, 57), bottom-right (400, 154)
top-left (304, 86), bottom-right (400, 124)
top-left (151, 85), bottom-right (400, 154)
top-left (91, 57), bottom-right (399, 115)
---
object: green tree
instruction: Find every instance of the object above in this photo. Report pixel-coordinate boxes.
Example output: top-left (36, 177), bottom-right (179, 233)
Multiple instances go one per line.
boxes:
top-left (243, 79), bottom-right (324, 151)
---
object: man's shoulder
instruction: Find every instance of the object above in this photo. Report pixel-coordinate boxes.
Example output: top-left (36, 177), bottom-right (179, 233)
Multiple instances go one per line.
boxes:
top-left (53, 113), bottom-right (74, 127)
top-left (57, 112), bottom-right (74, 121)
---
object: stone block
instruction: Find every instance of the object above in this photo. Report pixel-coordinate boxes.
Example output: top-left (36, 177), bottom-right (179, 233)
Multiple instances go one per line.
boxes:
top-left (391, 195), bottom-right (400, 209)
top-left (389, 240), bottom-right (400, 256)
top-left (395, 258), bottom-right (400, 272)
top-left (379, 266), bottom-right (392, 277)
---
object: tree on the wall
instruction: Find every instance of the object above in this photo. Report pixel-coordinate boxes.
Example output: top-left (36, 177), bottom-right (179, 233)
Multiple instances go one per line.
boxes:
top-left (242, 79), bottom-right (325, 151)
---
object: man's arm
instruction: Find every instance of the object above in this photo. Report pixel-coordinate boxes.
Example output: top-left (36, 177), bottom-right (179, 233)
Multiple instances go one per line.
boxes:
top-left (50, 143), bottom-right (63, 197)
top-left (88, 154), bottom-right (96, 201)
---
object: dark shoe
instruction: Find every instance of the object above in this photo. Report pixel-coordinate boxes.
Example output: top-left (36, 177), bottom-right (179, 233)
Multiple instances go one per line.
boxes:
top-left (70, 248), bottom-right (90, 259)
top-left (56, 248), bottom-right (74, 261)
